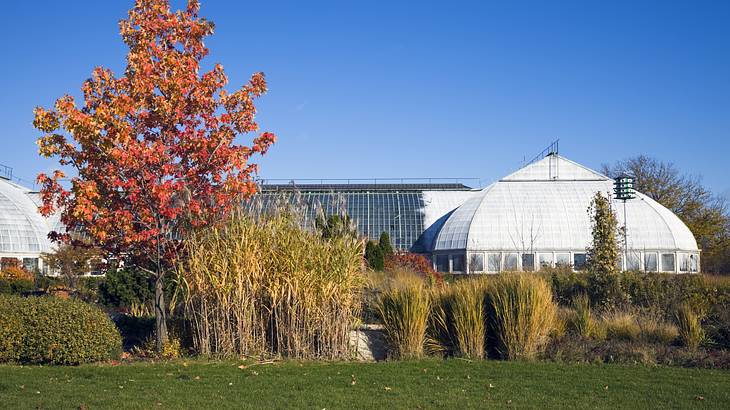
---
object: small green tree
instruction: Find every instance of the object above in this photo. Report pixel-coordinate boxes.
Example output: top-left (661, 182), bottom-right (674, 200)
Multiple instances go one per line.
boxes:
top-left (365, 241), bottom-right (385, 271)
top-left (586, 192), bottom-right (624, 310)
top-left (379, 232), bottom-right (394, 258)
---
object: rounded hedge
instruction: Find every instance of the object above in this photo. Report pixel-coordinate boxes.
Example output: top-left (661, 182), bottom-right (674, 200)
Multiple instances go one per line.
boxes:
top-left (0, 295), bottom-right (122, 365)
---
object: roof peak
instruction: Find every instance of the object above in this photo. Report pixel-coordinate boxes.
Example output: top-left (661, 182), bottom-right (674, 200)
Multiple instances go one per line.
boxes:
top-left (501, 154), bottom-right (610, 182)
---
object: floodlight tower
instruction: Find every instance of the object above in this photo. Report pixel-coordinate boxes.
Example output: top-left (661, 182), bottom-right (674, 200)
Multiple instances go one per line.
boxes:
top-left (614, 174), bottom-right (636, 270)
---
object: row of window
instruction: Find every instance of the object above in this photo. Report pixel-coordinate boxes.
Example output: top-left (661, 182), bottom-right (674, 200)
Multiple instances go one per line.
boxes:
top-left (434, 251), bottom-right (699, 274)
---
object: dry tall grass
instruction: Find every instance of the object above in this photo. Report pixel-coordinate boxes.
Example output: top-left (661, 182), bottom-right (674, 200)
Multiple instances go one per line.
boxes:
top-left (674, 303), bottom-right (704, 349)
top-left (178, 202), bottom-right (365, 360)
top-left (376, 272), bottom-right (431, 359)
top-left (486, 274), bottom-right (557, 360)
top-left (430, 279), bottom-right (488, 359)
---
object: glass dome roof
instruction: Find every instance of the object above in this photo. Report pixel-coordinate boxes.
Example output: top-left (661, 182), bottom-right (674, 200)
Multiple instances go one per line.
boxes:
top-left (0, 178), bottom-right (54, 255)
top-left (433, 155), bottom-right (699, 253)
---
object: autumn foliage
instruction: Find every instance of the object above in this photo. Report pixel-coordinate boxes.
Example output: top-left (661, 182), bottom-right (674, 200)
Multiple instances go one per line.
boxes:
top-left (32, 0), bottom-right (275, 348)
top-left (385, 252), bottom-right (443, 285)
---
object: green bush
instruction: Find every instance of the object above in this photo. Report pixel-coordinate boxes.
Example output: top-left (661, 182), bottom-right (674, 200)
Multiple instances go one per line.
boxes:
top-left (98, 269), bottom-right (155, 308)
top-left (0, 295), bottom-right (121, 365)
top-left (0, 278), bottom-right (34, 295)
top-left (547, 269), bottom-right (588, 306)
top-left (365, 241), bottom-right (385, 271)
top-left (486, 274), bottom-right (557, 360)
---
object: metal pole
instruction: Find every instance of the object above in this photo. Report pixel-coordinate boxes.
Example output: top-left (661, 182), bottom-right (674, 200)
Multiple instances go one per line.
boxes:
top-left (623, 199), bottom-right (628, 270)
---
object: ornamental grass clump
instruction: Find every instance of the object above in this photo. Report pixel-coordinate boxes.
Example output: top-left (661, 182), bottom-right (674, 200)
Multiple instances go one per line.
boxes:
top-left (569, 293), bottom-right (594, 338)
top-left (179, 199), bottom-right (365, 360)
top-left (486, 274), bottom-right (557, 360)
top-left (377, 272), bottom-right (431, 359)
top-left (430, 279), bottom-right (488, 359)
top-left (601, 311), bottom-right (641, 342)
top-left (638, 315), bottom-right (679, 345)
top-left (675, 303), bottom-right (704, 350)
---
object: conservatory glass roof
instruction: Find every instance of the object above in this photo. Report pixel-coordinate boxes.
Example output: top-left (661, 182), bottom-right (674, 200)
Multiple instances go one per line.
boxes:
top-left (0, 177), bottom-right (54, 255)
top-left (433, 155), bottom-right (699, 252)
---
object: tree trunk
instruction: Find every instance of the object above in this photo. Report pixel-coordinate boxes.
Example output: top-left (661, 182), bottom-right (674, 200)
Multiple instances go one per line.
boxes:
top-left (155, 273), bottom-right (169, 351)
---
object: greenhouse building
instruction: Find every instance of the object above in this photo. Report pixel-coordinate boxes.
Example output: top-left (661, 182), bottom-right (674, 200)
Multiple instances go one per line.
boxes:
top-left (429, 154), bottom-right (700, 274)
top-left (260, 154), bottom-right (700, 274)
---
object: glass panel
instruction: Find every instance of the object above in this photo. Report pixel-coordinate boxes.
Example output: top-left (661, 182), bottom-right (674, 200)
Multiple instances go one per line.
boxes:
top-left (644, 253), bottom-right (658, 272)
top-left (469, 254), bottom-right (484, 273)
top-left (627, 252), bottom-right (641, 271)
top-left (573, 253), bottom-right (587, 271)
top-left (555, 253), bottom-right (570, 267)
top-left (690, 254), bottom-right (699, 273)
top-left (661, 254), bottom-right (675, 272)
top-left (679, 254), bottom-right (689, 272)
top-left (452, 254), bottom-right (465, 272)
top-left (539, 253), bottom-right (553, 269)
top-left (521, 254), bottom-right (535, 272)
top-left (487, 253), bottom-right (501, 273)
top-left (22, 258), bottom-right (39, 273)
top-left (504, 253), bottom-right (519, 271)
top-left (435, 255), bottom-right (450, 273)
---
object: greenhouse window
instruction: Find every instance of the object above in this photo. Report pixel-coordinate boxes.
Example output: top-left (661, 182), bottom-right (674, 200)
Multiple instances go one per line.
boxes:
top-left (661, 254), bottom-right (675, 272)
top-left (469, 254), bottom-right (484, 273)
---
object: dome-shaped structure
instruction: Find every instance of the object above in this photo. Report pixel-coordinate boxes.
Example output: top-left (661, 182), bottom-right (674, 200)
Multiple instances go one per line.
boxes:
top-left (0, 177), bottom-right (55, 271)
top-left (431, 155), bottom-right (700, 274)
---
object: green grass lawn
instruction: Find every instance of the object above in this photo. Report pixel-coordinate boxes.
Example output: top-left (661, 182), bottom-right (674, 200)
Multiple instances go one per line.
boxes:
top-left (1, 359), bottom-right (728, 409)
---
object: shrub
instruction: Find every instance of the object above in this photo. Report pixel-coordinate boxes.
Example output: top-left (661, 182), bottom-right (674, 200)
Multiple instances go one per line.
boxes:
top-left (706, 303), bottom-right (730, 350)
top-left (365, 240), bottom-right (385, 271)
top-left (377, 273), bottom-right (431, 359)
top-left (181, 206), bottom-right (364, 360)
top-left (98, 269), bottom-right (153, 308)
top-left (547, 269), bottom-right (588, 306)
top-left (0, 266), bottom-right (34, 281)
top-left (385, 252), bottom-right (443, 285)
top-left (379, 232), bottom-right (394, 259)
top-left (0, 295), bottom-right (121, 365)
top-left (601, 311), bottom-right (641, 342)
top-left (674, 303), bottom-right (704, 349)
top-left (0, 278), bottom-right (34, 295)
top-left (486, 274), bottom-right (557, 360)
top-left (430, 279), bottom-right (487, 359)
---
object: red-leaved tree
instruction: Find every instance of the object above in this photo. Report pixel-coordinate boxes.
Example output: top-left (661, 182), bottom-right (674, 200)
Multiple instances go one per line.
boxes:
top-left (33, 0), bottom-right (275, 349)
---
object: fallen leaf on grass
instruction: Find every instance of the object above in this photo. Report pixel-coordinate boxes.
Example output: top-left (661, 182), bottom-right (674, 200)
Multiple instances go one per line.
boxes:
top-left (696, 396), bottom-right (705, 401)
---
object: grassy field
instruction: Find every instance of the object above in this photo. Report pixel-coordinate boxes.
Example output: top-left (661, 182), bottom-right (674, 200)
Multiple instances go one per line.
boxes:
top-left (1, 359), bottom-right (729, 409)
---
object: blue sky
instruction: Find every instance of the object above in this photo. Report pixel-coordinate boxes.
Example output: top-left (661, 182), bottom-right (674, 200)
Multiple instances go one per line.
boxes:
top-left (1, 0), bottom-right (728, 197)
